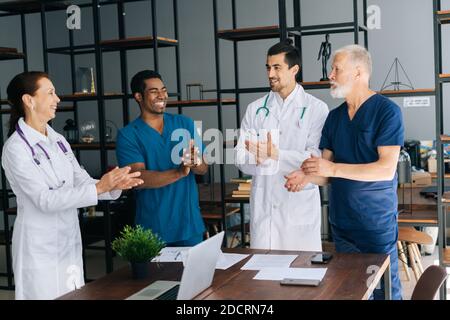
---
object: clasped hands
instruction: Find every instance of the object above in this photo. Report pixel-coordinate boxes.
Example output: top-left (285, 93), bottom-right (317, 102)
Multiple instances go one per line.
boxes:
top-left (179, 139), bottom-right (202, 177)
top-left (284, 154), bottom-right (336, 192)
top-left (96, 166), bottom-right (144, 195)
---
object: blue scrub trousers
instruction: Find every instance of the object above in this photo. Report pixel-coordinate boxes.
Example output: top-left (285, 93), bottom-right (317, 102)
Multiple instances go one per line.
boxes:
top-left (165, 233), bottom-right (203, 247)
top-left (331, 224), bottom-right (402, 300)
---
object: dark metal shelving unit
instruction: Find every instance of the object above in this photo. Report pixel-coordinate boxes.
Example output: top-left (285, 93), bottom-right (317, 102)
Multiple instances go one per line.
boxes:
top-left (0, 0), bottom-right (184, 287)
top-left (0, 0), bottom-right (34, 290)
top-left (212, 0), bottom-right (369, 247)
top-left (1, 0), bottom-right (238, 288)
top-left (433, 0), bottom-right (449, 300)
top-left (39, 0), bottom-right (186, 276)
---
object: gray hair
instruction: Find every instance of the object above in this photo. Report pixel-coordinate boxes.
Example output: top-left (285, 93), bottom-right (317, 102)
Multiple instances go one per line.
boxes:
top-left (332, 45), bottom-right (372, 76)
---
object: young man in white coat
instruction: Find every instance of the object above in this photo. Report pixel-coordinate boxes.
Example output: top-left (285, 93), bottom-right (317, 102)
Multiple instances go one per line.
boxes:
top-left (234, 39), bottom-right (329, 251)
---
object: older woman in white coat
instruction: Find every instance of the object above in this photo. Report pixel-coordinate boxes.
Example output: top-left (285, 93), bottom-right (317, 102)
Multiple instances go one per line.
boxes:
top-left (1, 71), bottom-right (143, 300)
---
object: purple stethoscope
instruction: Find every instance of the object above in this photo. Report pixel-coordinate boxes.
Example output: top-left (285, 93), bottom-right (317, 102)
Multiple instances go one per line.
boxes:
top-left (15, 124), bottom-right (68, 189)
top-left (15, 123), bottom-right (68, 165)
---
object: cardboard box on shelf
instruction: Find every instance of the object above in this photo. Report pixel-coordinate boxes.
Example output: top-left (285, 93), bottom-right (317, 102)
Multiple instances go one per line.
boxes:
top-left (427, 157), bottom-right (450, 174)
top-left (402, 172), bottom-right (432, 188)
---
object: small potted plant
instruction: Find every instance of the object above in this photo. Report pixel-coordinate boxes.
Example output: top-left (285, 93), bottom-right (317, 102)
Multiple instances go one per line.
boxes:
top-left (112, 225), bottom-right (165, 279)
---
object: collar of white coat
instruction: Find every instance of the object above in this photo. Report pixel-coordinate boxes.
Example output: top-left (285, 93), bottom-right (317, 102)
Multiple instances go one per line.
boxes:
top-left (271, 83), bottom-right (305, 110)
top-left (270, 83), bottom-right (305, 113)
top-left (18, 117), bottom-right (59, 146)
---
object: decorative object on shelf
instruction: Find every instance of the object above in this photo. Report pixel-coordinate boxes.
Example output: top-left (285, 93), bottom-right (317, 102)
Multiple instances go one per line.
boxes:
top-left (112, 225), bottom-right (165, 279)
top-left (380, 58), bottom-right (414, 91)
top-left (63, 119), bottom-right (79, 143)
top-left (186, 83), bottom-right (204, 100)
top-left (397, 148), bottom-right (412, 214)
top-left (75, 67), bottom-right (95, 94)
top-left (317, 34), bottom-right (331, 81)
top-left (76, 67), bottom-right (91, 94)
top-left (105, 120), bottom-right (119, 142)
top-left (90, 67), bottom-right (96, 94)
top-left (80, 120), bottom-right (96, 143)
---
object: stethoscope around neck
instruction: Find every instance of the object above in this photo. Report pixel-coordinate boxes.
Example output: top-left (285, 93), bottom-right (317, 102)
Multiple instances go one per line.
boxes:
top-left (256, 93), bottom-right (308, 123)
top-left (15, 124), bottom-right (69, 189)
top-left (15, 123), bottom-right (68, 165)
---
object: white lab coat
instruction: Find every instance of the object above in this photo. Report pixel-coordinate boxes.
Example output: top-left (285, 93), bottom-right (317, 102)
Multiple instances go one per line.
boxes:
top-left (1, 118), bottom-right (121, 300)
top-left (234, 84), bottom-right (329, 251)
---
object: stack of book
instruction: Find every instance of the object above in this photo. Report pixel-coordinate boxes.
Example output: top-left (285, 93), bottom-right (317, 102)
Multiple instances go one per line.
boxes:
top-left (231, 176), bottom-right (252, 198)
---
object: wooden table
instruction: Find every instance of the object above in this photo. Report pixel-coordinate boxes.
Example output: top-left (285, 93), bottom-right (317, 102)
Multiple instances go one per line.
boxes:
top-left (59, 248), bottom-right (391, 300)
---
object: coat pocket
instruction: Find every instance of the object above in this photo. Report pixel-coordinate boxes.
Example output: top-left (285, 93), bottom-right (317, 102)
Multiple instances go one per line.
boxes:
top-left (287, 187), bottom-right (320, 226)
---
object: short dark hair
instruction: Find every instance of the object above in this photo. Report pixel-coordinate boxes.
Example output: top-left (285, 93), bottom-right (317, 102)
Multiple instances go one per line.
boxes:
top-left (267, 39), bottom-right (301, 82)
top-left (130, 70), bottom-right (162, 96)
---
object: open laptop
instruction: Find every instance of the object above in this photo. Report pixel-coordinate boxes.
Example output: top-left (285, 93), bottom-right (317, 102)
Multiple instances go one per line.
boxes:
top-left (127, 231), bottom-right (224, 300)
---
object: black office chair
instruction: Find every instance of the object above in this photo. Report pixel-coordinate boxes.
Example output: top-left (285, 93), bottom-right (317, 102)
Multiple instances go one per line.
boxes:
top-left (411, 265), bottom-right (448, 300)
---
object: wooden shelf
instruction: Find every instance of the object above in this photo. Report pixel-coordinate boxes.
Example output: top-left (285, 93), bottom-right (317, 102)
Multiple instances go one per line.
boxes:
top-left (217, 22), bottom-right (367, 41)
top-left (0, 99), bottom-right (10, 105)
top-left (217, 25), bottom-right (280, 41)
top-left (437, 10), bottom-right (450, 24)
top-left (441, 135), bottom-right (450, 142)
top-left (201, 205), bottom-right (240, 221)
top-left (378, 88), bottom-right (435, 97)
top-left (219, 81), bottom-right (330, 94)
top-left (440, 74), bottom-right (450, 82)
top-left (47, 36), bottom-right (178, 55)
top-left (0, 105), bottom-right (74, 114)
top-left (0, 51), bottom-right (25, 61)
top-left (59, 93), bottom-right (124, 101)
top-left (430, 172), bottom-right (450, 179)
top-left (100, 36), bottom-right (178, 50)
top-left (443, 248), bottom-right (450, 266)
top-left (4, 207), bottom-right (17, 215)
top-left (0, 0), bottom-right (69, 14)
top-left (166, 98), bottom-right (236, 108)
top-left (70, 143), bottom-right (116, 150)
top-left (301, 81), bottom-right (330, 89)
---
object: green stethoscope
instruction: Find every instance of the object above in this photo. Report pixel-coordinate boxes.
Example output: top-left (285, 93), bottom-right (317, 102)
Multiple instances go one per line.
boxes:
top-left (256, 93), bottom-right (307, 120)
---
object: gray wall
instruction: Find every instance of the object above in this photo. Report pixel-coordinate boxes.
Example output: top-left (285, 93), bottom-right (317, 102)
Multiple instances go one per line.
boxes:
top-left (1, 0), bottom-right (450, 181)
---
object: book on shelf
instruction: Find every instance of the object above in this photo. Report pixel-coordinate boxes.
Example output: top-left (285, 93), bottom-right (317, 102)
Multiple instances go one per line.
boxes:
top-left (232, 190), bottom-right (250, 195)
top-left (238, 183), bottom-right (251, 191)
top-left (230, 176), bottom-right (252, 183)
top-left (231, 194), bottom-right (250, 198)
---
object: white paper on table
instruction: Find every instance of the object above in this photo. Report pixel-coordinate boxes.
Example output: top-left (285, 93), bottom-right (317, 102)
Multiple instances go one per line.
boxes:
top-left (253, 267), bottom-right (327, 281)
top-left (216, 253), bottom-right (249, 270)
top-left (151, 247), bottom-right (191, 263)
top-left (240, 254), bottom-right (298, 270)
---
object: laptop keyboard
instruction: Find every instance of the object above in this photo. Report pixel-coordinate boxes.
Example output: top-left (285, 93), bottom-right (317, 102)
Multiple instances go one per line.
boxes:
top-left (155, 285), bottom-right (180, 300)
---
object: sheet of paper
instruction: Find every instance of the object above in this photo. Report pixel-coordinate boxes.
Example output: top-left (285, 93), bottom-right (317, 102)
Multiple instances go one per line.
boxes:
top-left (253, 267), bottom-right (327, 281)
top-left (151, 247), bottom-right (191, 263)
top-left (216, 253), bottom-right (249, 270)
top-left (240, 254), bottom-right (298, 270)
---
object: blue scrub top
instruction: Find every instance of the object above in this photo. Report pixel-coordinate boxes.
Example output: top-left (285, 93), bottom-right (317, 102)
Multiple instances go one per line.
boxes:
top-left (319, 94), bottom-right (404, 231)
top-left (116, 113), bottom-right (205, 243)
